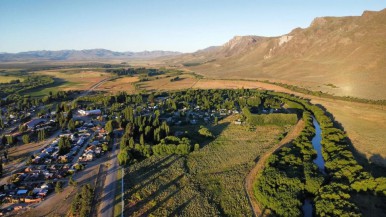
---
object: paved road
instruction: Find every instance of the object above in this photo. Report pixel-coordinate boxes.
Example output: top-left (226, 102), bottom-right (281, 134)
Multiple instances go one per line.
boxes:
top-left (98, 140), bottom-right (120, 217)
top-left (71, 76), bottom-right (117, 103)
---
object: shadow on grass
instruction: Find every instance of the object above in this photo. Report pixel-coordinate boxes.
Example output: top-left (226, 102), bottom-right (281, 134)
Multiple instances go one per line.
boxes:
top-left (315, 103), bottom-right (386, 177)
top-left (20, 77), bottom-right (67, 97)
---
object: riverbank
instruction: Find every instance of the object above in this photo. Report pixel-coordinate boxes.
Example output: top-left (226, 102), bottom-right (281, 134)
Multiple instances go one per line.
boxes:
top-left (245, 119), bottom-right (305, 216)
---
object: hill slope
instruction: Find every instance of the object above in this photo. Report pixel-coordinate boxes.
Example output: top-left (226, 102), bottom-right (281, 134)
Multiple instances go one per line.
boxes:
top-left (167, 9), bottom-right (386, 99)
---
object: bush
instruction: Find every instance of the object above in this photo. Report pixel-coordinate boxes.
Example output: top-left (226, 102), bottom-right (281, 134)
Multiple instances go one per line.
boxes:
top-left (198, 126), bottom-right (213, 138)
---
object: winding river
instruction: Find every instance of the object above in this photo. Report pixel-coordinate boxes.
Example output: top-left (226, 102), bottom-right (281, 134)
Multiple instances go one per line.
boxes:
top-left (302, 116), bottom-right (326, 217)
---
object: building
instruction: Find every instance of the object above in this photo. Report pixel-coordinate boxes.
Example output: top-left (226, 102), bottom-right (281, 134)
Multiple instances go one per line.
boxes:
top-left (25, 118), bottom-right (46, 130)
top-left (78, 109), bottom-right (102, 116)
top-left (85, 151), bottom-right (95, 161)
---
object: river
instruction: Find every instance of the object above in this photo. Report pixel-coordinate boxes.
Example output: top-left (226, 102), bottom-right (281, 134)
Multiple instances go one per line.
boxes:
top-left (302, 116), bottom-right (326, 217)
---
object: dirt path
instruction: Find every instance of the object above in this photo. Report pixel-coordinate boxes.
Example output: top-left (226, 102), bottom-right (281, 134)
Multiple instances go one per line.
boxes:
top-left (245, 119), bottom-right (305, 217)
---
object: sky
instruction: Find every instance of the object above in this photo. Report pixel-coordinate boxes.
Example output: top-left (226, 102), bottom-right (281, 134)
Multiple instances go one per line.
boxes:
top-left (0, 0), bottom-right (385, 53)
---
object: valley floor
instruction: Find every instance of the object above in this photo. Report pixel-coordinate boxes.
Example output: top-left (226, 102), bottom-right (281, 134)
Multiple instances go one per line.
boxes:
top-left (122, 116), bottom-right (288, 216)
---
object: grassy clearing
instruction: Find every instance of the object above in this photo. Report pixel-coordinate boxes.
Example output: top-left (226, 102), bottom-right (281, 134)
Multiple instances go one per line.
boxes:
top-left (123, 116), bottom-right (290, 216)
top-left (0, 75), bottom-right (24, 83)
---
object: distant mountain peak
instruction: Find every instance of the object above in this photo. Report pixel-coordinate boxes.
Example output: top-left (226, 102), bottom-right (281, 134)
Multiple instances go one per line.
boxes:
top-left (0, 49), bottom-right (182, 62)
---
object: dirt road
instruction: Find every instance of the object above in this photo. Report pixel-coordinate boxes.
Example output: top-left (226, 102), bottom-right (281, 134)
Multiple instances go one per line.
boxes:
top-left (245, 119), bottom-right (305, 217)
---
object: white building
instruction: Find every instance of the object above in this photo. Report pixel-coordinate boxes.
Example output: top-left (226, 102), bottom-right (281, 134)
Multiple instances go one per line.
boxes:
top-left (78, 109), bottom-right (102, 116)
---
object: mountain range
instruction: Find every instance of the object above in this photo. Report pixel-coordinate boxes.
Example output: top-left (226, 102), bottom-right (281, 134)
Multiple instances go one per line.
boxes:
top-left (1, 8), bottom-right (385, 99)
top-left (0, 49), bottom-right (181, 62)
top-left (166, 8), bottom-right (386, 99)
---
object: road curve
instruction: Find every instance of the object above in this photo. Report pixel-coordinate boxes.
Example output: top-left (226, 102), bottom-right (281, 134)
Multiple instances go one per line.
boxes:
top-left (245, 119), bottom-right (305, 217)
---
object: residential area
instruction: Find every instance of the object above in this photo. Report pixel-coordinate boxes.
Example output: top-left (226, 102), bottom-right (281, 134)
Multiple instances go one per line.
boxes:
top-left (0, 107), bottom-right (111, 216)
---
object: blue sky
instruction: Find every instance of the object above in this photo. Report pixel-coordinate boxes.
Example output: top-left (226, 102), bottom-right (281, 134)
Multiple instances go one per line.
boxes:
top-left (0, 0), bottom-right (385, 53)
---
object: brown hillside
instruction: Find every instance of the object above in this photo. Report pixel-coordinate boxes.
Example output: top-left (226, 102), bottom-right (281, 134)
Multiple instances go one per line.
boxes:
top-left (167, 9), bottom-right (386, 99)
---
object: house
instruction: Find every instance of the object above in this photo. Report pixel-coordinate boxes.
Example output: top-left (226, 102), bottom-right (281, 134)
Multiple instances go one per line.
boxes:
top-left (190, 119), bottom-right (197, 125)
top-left (25, 118), bottom-right (46, 130)
top-left (76, 137), bottom-right (85, 146)
top-left (95, 147), bottom-right (102, 155)
top-left (85, 151), bottom-right (95, 161)
top-left (25, 197), bottom-right (42, 203)
top-left (234, 119), bottom-right (243, 125)
top-left (78, 109), bottom-right (102, 116)
top-left (219, 109), bottom-right (227, 116)
top-left (16, 189), bottom-right (28, 196)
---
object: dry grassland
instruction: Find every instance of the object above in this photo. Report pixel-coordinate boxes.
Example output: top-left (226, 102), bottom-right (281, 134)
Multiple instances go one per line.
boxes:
top-left (35, 70), bottom-right (112, 91)
top-left (95, 76), bottom-right (139, 93)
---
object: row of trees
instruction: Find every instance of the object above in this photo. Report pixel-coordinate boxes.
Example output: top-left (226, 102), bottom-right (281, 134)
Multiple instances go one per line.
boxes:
top-left (254, 111), bottom-right (323, 216)
top-left (269, 91), bottom-right (386, 216)
top-left (0, 75), bottom-right (54, 98)
top-left (70, 184), bottom-right (94, 217)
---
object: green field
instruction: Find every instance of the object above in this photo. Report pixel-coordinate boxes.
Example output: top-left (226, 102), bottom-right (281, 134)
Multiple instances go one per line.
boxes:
top-left (123, 116), bottom-right (290, 216)
top-left (0, 75), bottom-right (25, 83)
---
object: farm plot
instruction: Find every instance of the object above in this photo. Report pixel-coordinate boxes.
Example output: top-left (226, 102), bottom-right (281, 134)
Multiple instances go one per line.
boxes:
top-left (29, 70), bottom-right (112, 96)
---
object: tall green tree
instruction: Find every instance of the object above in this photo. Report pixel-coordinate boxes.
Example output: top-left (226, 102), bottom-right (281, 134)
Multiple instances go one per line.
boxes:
top-left (22, 134), bottom-right (30, 144)
top-left (105, 120), bottom-right (114, 134)
top-left (68, 119), bottom-right (76, 131)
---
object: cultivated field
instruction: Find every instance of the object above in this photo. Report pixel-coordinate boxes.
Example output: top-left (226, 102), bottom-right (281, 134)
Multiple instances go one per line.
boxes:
top-left (123, 116), bottom-right (288, 216)
top-left (29, 70), bottom-right (112, 96)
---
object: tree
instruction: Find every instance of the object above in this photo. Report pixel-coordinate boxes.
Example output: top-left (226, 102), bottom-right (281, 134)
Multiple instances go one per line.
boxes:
top-left (58, 137), bottom-right (71, 155)
top-left (198, 126), bottom-right (213, 138)
top-left (1, 135), bottom-right (7, 145)
top-left (0, 158), bottom-right (3, 177)
top-left (19, 124), bottom-right (27, 132)
top-left (118, 148), bottom-right (130, 165)
top-left (6, 136), bottom-right (15, 145)
top-left (69, 176), bottom-right (77, 186)
top-left (38, 129), bottom-right (46, 141)
top-left (22, 134), bottom-right (30, 144)
top-left (105, 120), bottom-right (114, 134)
top-left (68, 119), bottom-right (76, 131)
top-left (0, 118), bottom-right (4, 129)
top-left (55, 181), bottom-right (63, 193)
top-left (194, 143), bottom-right (200, 151)
top-left (140, 134), bottom-right (145, 145)
top-left (214, 117), bottom-right (218, 125)
top-left (102, 143), bottom-right (109, 152)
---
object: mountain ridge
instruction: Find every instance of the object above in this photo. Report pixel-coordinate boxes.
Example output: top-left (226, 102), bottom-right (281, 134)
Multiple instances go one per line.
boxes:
top-left (166, 8), bottom-right (386, 99)
top-left (0, 49), bottom-right (182, 62)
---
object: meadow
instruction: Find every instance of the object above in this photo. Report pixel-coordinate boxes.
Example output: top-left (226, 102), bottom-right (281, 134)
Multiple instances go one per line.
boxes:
top-left (123, 116), bottom-right (289, 216)
top-left (95, 76), bottom-right (139, 94)
top-left (0, 75), bottom-right (24, 83)
top-left (26, 70), bottom-right (112, 96)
